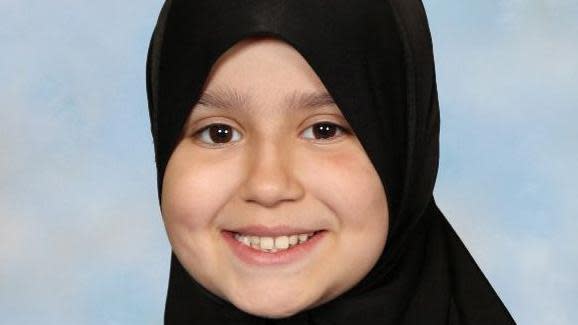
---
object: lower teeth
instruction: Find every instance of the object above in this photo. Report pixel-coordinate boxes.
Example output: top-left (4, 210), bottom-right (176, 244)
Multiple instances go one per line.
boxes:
top-left (249, 241), bottom-right (305, 253)
top-left (236, 232), bottom-right (318, 253)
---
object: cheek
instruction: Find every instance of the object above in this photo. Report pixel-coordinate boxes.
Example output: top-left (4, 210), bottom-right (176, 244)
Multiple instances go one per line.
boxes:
top-left (161, 148), bottom-right (235, 234)
top-left (301, 147), bottom-right (389, 231)
top-left (298, 146), bottom-right (389, 296)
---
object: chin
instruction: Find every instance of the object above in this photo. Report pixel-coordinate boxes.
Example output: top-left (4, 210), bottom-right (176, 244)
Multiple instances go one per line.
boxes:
top-left (238, 303), bottom-right (302, 319)
top-left (229, 290), bottom-right (312, 319)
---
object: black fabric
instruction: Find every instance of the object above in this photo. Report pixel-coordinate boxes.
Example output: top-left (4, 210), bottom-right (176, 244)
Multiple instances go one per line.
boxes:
top-left (145, 0), bottom-right (517, 323)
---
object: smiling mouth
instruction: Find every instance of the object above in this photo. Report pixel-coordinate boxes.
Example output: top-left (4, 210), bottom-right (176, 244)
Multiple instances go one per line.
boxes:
top-left (231, 231), bottom-right (323, 253)
top-left (222, 229), bottom-right (327, 266)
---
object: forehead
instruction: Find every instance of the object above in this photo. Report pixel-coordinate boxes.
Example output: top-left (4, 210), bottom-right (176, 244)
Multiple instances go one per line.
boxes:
top-left (194, 37), bottom-right (340, 114)
top-left (195, 86), bottom-right (338, 114)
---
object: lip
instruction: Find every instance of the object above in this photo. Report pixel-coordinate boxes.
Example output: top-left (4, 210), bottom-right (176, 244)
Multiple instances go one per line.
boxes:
top-left (222, 230), bottom-right (327, 266)
top-left (226, 224), bottom-right (322, 237)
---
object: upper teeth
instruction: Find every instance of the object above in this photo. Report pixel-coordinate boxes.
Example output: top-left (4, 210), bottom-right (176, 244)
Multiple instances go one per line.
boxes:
top-left (234, 232), bottom-right (315, 252)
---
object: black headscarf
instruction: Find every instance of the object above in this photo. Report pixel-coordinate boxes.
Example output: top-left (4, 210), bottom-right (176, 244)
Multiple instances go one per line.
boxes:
top-left (146, 0), bottom-right (517, 323)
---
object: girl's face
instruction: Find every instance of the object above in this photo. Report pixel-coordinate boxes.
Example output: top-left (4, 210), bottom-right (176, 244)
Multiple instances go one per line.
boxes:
top-left (161, 37), bottom-right (389, 319)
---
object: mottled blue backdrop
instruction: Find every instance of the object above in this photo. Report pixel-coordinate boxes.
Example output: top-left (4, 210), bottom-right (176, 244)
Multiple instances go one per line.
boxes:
top-left (1, 1), bottom-right (576, 324)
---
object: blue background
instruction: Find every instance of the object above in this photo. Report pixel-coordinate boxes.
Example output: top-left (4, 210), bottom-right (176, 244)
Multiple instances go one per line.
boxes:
top-left (1, 1), bottom-right (577, 324)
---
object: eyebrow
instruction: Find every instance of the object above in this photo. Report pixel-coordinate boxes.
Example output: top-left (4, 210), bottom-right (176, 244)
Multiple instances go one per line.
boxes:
top-left (196, 87), bottom-right (337, 112)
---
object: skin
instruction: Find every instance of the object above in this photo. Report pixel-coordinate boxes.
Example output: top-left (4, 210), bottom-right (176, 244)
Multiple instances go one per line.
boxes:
top-left (161, 36), bottom-right (389, 319)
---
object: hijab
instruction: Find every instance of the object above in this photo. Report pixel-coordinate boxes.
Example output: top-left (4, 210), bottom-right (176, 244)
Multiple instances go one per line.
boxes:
top-left (145, 0), bottom-right (517, 323)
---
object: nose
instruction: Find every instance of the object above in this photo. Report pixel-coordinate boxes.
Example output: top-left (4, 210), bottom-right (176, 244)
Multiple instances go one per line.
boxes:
top-left (239, 141), bottom-right (305, 208)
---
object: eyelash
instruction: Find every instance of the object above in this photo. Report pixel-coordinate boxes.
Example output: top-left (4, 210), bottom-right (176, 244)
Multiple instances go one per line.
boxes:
top-left (192, 121), bottom-right (350, 147)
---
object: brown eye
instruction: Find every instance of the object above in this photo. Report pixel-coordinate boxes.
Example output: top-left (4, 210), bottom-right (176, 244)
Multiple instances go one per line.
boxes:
top-left (195, 123), bottom-right (241, 146)
top-left (302, 122), bottom-right (347, 141)
top-left (194, 121), bottom-right (348, 147)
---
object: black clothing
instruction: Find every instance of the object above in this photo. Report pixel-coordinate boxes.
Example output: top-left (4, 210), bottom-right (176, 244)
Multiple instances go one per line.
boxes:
top-left (145, 0), bottom-right (516, 323)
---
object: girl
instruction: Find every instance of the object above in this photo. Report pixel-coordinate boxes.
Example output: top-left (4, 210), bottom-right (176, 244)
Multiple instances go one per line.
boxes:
top-left (146, 0), bottom-right (516, 324)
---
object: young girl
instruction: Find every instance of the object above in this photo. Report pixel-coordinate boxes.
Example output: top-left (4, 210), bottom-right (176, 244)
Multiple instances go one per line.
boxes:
top-left (146, 0), bottom-right (516, 324)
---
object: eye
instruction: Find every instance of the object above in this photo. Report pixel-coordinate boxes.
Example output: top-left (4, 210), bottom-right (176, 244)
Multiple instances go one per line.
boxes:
top-left (302, 122), bottom-right (348, 142)
top-left (193, 121), bottom-right (349, 147)
top-left (194, 123), bottom-right (242, 147)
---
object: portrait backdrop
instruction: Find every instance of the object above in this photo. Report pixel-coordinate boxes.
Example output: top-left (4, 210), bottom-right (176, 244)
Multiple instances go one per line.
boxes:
top-left (0, 1), bottom-right (577, 324)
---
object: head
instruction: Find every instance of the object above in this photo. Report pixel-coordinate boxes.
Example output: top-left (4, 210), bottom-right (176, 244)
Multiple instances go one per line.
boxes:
top-left (160, 37), bottom-right (390, 319)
